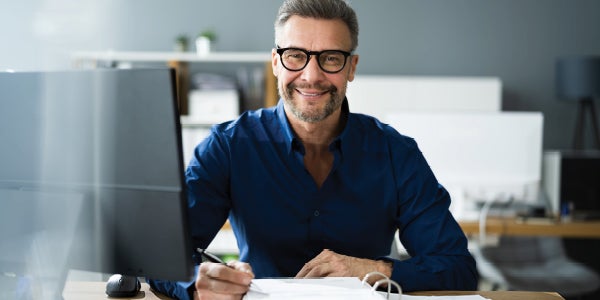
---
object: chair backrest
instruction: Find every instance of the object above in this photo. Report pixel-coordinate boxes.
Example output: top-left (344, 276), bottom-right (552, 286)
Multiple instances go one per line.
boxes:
top-left (481, 236), bottom-right (566, 265)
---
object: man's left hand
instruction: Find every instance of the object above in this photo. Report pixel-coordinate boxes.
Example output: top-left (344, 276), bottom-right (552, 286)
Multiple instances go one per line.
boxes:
top-left (295, 249), bottom-right (392, 285)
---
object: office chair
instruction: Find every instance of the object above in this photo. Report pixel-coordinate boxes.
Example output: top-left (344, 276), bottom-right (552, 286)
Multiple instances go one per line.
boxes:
top-left (476, 236), bottom-right (600, 298)
top-left (472, 200), bottom-right (600, 298)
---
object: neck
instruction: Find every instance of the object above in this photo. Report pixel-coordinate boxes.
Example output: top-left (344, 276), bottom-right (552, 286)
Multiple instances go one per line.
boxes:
top-left (286, 108), bottom-right (343, 188)
top-left (286, 108), bottom-right (343, 149)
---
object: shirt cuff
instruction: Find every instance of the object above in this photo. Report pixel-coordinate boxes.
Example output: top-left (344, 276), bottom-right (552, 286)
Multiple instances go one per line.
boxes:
top-left (147, 265), bottom-right (198, 300)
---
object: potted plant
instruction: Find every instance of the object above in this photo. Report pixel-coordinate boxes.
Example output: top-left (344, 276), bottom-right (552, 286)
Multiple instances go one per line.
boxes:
top-left (196, 29), bottom-right (217, 56)
top-left (174, 34), bottom-right (189, 52)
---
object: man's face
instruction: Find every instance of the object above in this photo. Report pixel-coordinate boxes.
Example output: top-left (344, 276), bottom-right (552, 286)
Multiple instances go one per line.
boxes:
top-left (272, 16), bottom-right (359, 123)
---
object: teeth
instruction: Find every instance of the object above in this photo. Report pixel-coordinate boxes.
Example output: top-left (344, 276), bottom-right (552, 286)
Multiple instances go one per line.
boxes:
top-left (299, 90), bottom-right (324, 96)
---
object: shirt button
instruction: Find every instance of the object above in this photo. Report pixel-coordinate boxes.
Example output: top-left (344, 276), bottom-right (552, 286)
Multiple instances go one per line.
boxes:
top-left (313, 210), bottom-right (320, 217)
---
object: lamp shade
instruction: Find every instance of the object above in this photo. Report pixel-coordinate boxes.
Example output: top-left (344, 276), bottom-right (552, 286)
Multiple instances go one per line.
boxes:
top-left (556, 56), bottom-right (600, 100)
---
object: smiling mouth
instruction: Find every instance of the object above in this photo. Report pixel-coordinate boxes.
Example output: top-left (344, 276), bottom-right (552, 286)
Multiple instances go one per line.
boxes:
top-left (296, 89), bottom-right (329, 97)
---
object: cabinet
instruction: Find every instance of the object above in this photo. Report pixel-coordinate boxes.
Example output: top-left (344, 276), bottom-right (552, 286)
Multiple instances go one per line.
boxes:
top-left (72, 51), bottom-right (278, 114)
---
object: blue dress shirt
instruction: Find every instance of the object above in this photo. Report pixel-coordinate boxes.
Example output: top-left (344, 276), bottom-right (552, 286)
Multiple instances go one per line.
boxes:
top-left (149, 99), bottom-right (477, 299)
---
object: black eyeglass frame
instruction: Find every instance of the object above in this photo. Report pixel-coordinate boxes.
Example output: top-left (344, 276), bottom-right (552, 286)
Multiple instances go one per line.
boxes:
top-left (276, 46), bottom-right (353, 74)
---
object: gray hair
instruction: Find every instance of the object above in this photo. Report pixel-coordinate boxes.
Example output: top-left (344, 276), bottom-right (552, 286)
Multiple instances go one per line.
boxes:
top-left (274, 0), bottom-right (359, 52)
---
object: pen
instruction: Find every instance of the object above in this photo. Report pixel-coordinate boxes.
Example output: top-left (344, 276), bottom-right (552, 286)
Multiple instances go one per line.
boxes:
top-left (196, 248), bottom-right (267, 294)
top-left (197, 248), bottom-right (226, 265)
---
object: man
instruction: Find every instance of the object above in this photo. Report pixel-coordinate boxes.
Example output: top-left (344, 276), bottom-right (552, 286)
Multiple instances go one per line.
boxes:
top-left (150, 0), bottom-right (477, 298)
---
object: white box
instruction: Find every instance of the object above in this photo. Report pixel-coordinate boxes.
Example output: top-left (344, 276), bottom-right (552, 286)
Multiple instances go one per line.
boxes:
top-left (187, 89), bottom-right (239, 124)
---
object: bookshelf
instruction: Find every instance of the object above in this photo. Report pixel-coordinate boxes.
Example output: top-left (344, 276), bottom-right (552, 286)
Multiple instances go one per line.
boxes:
top-left (72, 51), bottom-right (278, 114)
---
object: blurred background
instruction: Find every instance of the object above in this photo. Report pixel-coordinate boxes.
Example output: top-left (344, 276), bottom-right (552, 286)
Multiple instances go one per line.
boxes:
top-left (1, 1), bottom-right (599, 299)
top-left (1, 0), bottom-right (599, 149)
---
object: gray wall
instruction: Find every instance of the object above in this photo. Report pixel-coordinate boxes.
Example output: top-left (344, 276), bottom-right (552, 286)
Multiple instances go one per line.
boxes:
top-left (1, 0), bottom-right (599, 150)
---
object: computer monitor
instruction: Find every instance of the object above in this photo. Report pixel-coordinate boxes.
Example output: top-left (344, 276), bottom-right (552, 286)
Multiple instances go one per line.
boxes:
top-left (0, 68), bottom-right (194, 298)
top-left (385, 111), bottom-right (544, 220)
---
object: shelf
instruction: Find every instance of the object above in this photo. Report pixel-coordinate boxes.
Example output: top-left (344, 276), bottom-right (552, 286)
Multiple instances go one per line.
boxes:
top-left (72, 51), bottom-right (272, 64)
top-left (72, 51), bottom-right (279, 113)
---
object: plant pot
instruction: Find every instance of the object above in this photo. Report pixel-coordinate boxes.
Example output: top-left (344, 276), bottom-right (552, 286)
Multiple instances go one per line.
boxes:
top-left (195, 36), bottom-right (212, 56)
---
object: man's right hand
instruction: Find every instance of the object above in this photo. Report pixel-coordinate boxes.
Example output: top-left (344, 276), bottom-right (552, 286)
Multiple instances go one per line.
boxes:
top-left (193, 261), bottom-right (254, 300)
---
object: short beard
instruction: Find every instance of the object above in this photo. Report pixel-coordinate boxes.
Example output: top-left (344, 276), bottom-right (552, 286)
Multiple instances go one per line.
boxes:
top-left (280, 82), bottom-right (344, 123)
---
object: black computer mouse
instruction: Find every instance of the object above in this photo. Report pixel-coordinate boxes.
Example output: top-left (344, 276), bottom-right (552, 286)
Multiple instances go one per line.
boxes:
top-left (105, 274), bottom-right (141, 298)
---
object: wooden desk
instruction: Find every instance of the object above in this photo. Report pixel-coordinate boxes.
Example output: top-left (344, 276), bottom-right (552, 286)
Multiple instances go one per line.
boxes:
top-left (63, 281), bottom-right (168, 300)
top-left (409, 290), bottom-right (564, 300)
top-left (63, 281), bottom-right (565, 300)
top-left (459, 217), bottom-right (600, 238)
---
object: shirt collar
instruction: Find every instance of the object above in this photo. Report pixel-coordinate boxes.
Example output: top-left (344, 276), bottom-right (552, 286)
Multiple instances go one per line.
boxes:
top-left (275, 98), bottom-right (350, 155)
top-left (275, 100), bottom-right (297, 154)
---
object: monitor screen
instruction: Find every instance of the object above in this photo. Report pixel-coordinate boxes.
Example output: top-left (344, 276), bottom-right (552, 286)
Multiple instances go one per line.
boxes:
top-left (0, 68), bottom-right (194, 297)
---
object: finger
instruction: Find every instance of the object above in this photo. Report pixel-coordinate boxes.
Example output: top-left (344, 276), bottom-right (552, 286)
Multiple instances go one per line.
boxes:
top-left (206, 262), bottom-right (254, 285)
top-left (196, 263), bottom-right (252, 295)
top-left (296, 261), bottom-right (334, 278)
top-left (227, 260), bottom-right (254, 276)
top-left (295, 262), bottom-right (311, 278)
top-left (303, 263), bottom-right (332, 278)
top-left (314, 249), bottom-right (335, 260)
top-left (307, 250), bottom-right (341, 270)
top-left (296, 249), bottom-right (335, 277)
top-left (295, 258), bottom-right (321, 277)
top-left (196, 275), bottom-right (249, 295)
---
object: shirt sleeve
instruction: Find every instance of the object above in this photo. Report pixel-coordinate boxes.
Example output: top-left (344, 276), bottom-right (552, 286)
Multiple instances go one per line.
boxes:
top-left (387, 137), bottom-right (479, 291)
top-left (382, 237), bottom-right (478, 291)
top-left (147, 265), bottom-right (198, 300)
top-left (186, 127), bottom-right (233, 251)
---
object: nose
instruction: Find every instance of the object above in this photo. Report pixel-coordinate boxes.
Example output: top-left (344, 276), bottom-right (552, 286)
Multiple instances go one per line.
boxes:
top-left (300, 55), bottom-right (326, 82)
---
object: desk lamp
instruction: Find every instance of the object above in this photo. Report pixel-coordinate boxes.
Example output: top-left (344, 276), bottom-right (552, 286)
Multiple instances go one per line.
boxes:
top-left (556, 56), bottom-right (600, 150)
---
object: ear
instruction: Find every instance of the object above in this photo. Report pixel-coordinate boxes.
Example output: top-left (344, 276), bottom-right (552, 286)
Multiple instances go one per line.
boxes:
top-left (271, 49), bottom-right (279, 77)
top-left (347, 54), bottom-right (359, 82)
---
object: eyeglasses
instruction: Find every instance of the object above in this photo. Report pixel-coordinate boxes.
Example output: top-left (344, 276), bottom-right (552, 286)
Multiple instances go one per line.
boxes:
top-left (276, 47), bottom-right (352, 74)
